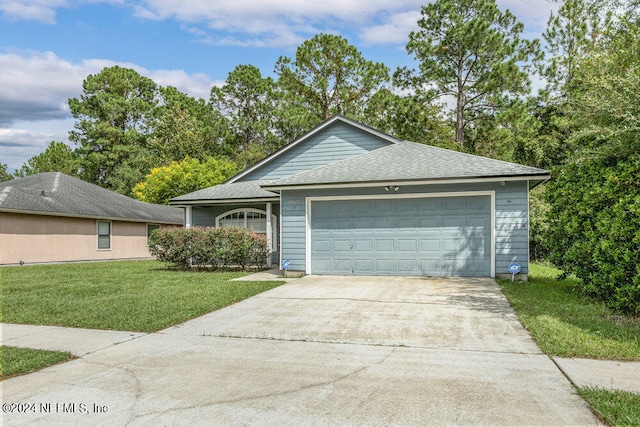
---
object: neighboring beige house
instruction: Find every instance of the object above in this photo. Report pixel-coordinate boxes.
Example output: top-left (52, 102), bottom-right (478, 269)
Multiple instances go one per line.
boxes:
top-left (0, 172), bottom-right (183, 265)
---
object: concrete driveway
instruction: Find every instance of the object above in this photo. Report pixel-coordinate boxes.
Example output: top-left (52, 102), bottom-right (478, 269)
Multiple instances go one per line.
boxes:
top-left (2, 276), bottom-right (597, 426)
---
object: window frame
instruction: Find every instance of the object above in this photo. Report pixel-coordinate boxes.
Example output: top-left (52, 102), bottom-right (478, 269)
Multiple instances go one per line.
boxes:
top-left (215, 208), bottom-right (270, 234)
top-left (146, 223), bottom-right (160, 246)
top-left (96, 220), bottom-right (112, 251)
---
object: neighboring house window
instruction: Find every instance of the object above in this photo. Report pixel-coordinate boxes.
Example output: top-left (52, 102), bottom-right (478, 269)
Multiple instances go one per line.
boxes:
top-left (147, 224), bottom-right (160, 246)
top-left (97, 220), bottom-right (111, 250)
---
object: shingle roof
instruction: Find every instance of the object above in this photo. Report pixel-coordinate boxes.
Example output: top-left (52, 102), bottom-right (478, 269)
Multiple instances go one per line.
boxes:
top-left (263, 141), bottom-right (549, 188)
top-left (0, 172), bottom-right (183, 224)
top-left (169, 179), bottom-right (278, 204)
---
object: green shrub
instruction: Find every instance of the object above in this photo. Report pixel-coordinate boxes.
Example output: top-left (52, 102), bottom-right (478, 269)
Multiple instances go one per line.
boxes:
top-left (149, 227), bottom-right (268, 270)
top-left (529, 185), bottom-right (550, 261)
top-left (545, 154), bottom-right (640, 315)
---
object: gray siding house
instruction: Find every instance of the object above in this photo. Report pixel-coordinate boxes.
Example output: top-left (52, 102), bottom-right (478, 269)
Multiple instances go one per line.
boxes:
top-left (170, 115), bottom-right (549, 278)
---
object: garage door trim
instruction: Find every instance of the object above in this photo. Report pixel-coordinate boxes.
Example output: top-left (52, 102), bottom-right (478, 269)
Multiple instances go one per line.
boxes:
top-left (305, 191), bottom-right (496, 277)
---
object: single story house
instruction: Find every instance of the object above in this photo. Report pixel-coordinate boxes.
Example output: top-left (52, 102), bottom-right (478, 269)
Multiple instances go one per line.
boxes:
top-left (170, 115), bottom-right (549, 279)
top-left (0, 172), bottom-right (183, 265)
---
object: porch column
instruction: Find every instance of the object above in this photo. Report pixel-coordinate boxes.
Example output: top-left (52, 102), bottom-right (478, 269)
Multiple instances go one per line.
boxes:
top-left (185, 206), bottom-right (192, 229)
top-left (266, 202), bottom-right (272, 267)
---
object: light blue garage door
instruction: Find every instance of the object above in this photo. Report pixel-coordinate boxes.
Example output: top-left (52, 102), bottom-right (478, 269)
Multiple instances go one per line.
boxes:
top-left (311, 196), bottom-right (492, 276)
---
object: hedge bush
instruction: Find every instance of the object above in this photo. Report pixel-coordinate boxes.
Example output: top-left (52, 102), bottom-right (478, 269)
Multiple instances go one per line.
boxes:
top-left (545, 154), bottom-right (640, 316)
top-left (148, 227), bottom-right (269, 270)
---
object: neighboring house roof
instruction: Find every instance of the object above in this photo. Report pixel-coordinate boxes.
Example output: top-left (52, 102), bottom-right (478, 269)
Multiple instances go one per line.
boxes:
top-left (170, 179), bottom-right (279, 205)
top-left (0, 172), bottom-right (183, 224)
top-left (226, 115), bottom-right (401, 184)
top-left (263, 140), bottom-right (549, 190)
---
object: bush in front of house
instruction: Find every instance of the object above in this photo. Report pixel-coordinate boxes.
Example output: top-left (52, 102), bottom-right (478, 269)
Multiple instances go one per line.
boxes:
top-left (148, 227), bottom-right (269, 270)
top-left (545, 154), bottom-right (640, 316)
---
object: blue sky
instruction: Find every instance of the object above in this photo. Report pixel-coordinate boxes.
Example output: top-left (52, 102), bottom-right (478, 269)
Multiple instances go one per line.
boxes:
top-left (0, 0), bottom-right (558, 172)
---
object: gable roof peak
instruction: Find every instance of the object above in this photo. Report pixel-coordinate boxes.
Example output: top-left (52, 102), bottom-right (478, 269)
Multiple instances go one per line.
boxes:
top-left (226, 114), bottom-right (401, 184)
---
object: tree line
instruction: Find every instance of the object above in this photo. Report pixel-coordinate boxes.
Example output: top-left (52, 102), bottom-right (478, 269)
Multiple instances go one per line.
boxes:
top-left (1, 0), bottom-right (638, 314)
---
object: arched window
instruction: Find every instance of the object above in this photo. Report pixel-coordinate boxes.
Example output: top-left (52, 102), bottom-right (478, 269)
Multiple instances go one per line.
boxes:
top-left (215, 208), bottom-right (275, 235)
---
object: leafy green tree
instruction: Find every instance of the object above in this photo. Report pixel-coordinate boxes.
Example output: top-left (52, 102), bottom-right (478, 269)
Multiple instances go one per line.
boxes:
top-left (14, 141), bottom-right (78, 177)
top-left (365, 89), bottom-right (456, 149)
top-left (396, 0), bottom-right (540, 150)
top-left (150, 86), bottom-right (226, 164)
top-left (132, 157), bottom-right (237, 205)
top-left (210, 65), bottom-right (279, 167)
top-left (538, 0), bottom-right (607, 101)
top-left (148, 102), bottom-right (202, 165)
top-left (69, 66), bottom-right (159, 195)
top-left (275, 34), bottom-right (390, 126)
top-left (545, 15), bottom-right (640, 314)
top-left (0, 163), bottom-right (13, 182)
top-left (566, 15), bottom-right (640, 157)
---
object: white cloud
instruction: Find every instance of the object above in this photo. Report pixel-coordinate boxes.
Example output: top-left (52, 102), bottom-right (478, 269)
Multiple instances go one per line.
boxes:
top-left (0, 125), bottom-right (70, 172)
top-left (0, 51), bottom-right (219, 126)
top-left (148, 69), bottom-right (221, 100)
top-left (360, 11), bottom-right (421, 46)
top-left (134, 0), bottom-right (426, 47)
top-left (0, 0), bottom-right (66, 23)
top-left (0, 0), bottom-right (124, 23)
top-left (0, 50), bottom-right (220, 170)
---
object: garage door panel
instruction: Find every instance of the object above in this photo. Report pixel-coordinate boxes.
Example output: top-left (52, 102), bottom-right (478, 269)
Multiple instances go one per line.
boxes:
top-left (375, 239), bottom-right (394, 252)
top-left (353, 218), bottom-right (373, 230)
top-left (399, 199), bottom-right (419, 213)
top-left (397, 259), bottom-right (419, 274)
top-left (419, 218), bottom-right (441, 229)
top-left (353, 201), bottom-right (374, 215)
top-left (332, 259), bottom-right (352, 273)
top-left (465, 217), bottom-right (489, 227)
top-left (375, 259), bottom-right (395, 274)
top-left (443, 198), bottom-right (464, 212)
top-left (312, 239), bottom-right (331, 253)
top-left (353, 239), bottom-right (372, 253)
top-left (420, 259), bottom-right (442, 275)
top-left (396, 218), bottom-right (418, 229)
top-left (420, 239), bottom-right (440, 252)
top-left (313, 259), bottom-right (331, 272)
top-left (332, 219), bottom-right (353, 232)
top-left (313, 219), bottom-right (332, 230)
top-left (467, 197), bottom-right (491, 212)
top-left (353, 259), bottom-right (373, 273)
top-left (333, 240), bottom-right (352, 252)
top-left (397, 239), bottom-right (418, 252)
top-left (443, 238), bottom-right (487, 254)
top-left (420, 198), bottom-right (441, 211)
top-left (374, 201), bottom-right (394, 215)
top-left (443, 217), bottom-right (465, 228)
top-left (311, 196), bottom-right (491, 276)
top-left (374, 218), bottom-right (393, 231)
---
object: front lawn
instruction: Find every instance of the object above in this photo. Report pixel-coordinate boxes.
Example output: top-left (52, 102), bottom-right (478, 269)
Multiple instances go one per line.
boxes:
top-left (577, 387), bottom-right (640, 426)
top-left (498, 263), bottom-right (639, 360)
top-left (1, 346), bottom-right (74, 379)
top-left (1, 260), bottom-right (283, 332)
top-left (499, 263), bottom-right (640, 426)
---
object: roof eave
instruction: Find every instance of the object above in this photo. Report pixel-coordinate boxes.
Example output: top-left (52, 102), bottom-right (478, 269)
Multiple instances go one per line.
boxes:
top-left (0, 208), bottom-right (183, 224)
top-left (169, 197), bottom-right (280, 206)
top-left (261, 174), bottom-right (552, 191)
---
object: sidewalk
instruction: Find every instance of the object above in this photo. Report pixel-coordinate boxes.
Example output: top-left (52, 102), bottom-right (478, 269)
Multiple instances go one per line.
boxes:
top-left (1, 324), bottom-right (147, 356)
top-left (2, 322), bottom-right (639, 395)
top-left (554, 356), bottom-right (640, 393)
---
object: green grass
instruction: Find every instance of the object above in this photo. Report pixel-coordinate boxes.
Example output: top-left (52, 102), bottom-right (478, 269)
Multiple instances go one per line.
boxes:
top-left (577, 387), bottom-right (640, 426)
top-left (1, 346), bottom-right (74, 379)
top-left (498, 263), bottom-right (640, 360)
top-left (1, 260), bottom-right (283, 332)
